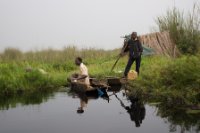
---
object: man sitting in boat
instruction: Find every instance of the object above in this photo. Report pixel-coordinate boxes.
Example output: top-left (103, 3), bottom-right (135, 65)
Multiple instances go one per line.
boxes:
top-left (72, 57), bottom-right (93, 91)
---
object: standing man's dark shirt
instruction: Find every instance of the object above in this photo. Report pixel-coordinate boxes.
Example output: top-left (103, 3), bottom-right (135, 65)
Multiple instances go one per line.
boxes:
top-left (127, 39), bottom-right (143, 58)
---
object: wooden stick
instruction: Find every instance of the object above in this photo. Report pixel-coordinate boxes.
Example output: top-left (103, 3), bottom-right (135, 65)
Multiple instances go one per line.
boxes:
top-left (111, 41), bottom-right (129, 72)
top-left (111, 55), bottom-right (121, 72)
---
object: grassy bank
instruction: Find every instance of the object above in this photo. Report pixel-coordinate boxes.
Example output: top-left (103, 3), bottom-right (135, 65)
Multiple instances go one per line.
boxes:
top-left (129, 54), bottom-right (200, 107)
top-left (0, 47), bottom-right (200, 107)
top-left (0, 47), bottom-right (121, 96)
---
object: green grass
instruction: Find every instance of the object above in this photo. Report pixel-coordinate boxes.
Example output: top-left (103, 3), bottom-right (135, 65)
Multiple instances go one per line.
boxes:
top-left (0, 47), bottom-right (120, 96)
top-left (130, 54), bottom-right (200, 106)
top-left (0, 47), bottom-right (199, 107)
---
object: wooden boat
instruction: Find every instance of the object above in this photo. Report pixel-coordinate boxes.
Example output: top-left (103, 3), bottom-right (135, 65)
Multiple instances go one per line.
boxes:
top-left (69, 75), bottom-right (126, 94)
top-left (106, 76), bottom-right (127, 86)
top-left (69, 78), bottom-right (109, 92)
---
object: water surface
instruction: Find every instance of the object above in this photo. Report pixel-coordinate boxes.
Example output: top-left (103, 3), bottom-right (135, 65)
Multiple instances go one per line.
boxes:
top-left (0, 89), bottom-right (199, 133)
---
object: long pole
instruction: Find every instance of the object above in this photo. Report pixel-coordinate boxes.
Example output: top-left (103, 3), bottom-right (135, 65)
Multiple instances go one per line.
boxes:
top-left (110, 40), bottom-right (128, 72)
top-left (110, 55), bottom-right (121, 72)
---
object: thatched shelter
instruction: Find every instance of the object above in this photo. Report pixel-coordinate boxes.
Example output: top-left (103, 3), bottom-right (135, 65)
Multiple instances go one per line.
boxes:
top-left (139, 31), bottom-right (179, 57)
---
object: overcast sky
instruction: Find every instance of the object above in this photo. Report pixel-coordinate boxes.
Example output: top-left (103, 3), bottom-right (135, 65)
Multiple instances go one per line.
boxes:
top-left (0, 0), bottom-right (198, 51)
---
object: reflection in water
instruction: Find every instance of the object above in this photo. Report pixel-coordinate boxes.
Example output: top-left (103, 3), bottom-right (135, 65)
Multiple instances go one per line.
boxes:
top-left (77, 93), bottom-right (87, 113)
top-left (156, 103), bottom-right (200, 133)
top-left (70, 85), bottom-right (200, 132)
top-left (70, 85), bottom-right (146, 127)
top-left (70, 88), bottom-right (109, 114)
top-left (115, 94), bottom-right (145, 127)
top-left (0, 86), bottom-right (199, 133)
top-left (0, 90), bottom-right (55, 110)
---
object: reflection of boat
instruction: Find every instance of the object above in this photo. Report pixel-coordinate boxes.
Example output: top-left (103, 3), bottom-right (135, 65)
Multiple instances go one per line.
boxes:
top-left (70, 80), bottom-right (110, 114)
top-left (70, 81), bottom-right (109, 102)
top-left (107, 85), bottom-right (121, 93)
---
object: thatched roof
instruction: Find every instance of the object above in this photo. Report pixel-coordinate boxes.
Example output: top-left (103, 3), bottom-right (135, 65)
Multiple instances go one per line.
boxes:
top-left (139, 31), bottom-right (179, 57)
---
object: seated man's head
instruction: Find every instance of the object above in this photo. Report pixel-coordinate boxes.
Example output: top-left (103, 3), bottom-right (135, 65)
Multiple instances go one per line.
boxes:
top-left (75, 57), bottom-right (82, 66)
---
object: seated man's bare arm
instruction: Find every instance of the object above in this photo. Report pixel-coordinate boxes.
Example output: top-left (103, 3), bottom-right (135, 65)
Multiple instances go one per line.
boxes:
top-left (73, 74), bottom-right (87, 80)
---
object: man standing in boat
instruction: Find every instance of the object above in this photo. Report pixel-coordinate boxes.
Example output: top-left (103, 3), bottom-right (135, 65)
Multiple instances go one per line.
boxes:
top-left (121, 32), bottom-right (143, 77)
top-left (72, 57), bottom-right (91, 89)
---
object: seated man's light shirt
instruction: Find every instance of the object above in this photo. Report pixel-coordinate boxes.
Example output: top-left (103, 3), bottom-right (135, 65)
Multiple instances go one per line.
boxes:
top-left (80, 63), bottom-right (90, 86)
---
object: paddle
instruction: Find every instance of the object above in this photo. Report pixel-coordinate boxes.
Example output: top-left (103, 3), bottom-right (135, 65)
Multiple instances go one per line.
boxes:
top-left (111, 41), bottom-right (128, 72)
top-left (110, 55), bottom-right (121, 72)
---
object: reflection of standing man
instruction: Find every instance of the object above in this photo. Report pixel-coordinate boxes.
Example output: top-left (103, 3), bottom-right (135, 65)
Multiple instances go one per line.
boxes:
top-left (122, 32), bottom-right (143, 77)
top-left (115, 94), bottom-right (145, 127)
top-left (125, 98), bottom-right (145, 127)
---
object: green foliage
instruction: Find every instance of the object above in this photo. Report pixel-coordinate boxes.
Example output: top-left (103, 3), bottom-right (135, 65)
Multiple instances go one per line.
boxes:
top-left (156, 103), bottom-right (200, 132)
top-left (24, 69), bottom-right (51, 90)
top-left (0, 91), bottom-right (54, 110)
top-left (0, 63), bottom-right (61, 96)
top-left (0, 46), bottom-right (199, 107)
top-left (159, 55), bottom-right (200, 104)
top-left (132, 55), bottom-right (200, 106)
top-left (156, 4), bottom-right (200, 54)
top-left (160, 56), bottom-right (200, 90)
top-left (0, 47), bottom-right (120, 95)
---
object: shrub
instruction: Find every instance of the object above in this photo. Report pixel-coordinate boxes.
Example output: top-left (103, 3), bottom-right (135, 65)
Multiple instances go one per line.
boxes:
top-left (156, 4), bottom-right (200, 54)
top-left (131, 55), bottom-right (200, 105)
top-left (2, 48), bottom-right (23, 61)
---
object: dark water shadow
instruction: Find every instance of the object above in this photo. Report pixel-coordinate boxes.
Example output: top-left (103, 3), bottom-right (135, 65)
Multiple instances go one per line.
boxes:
top-left (0, 90), bottom-right (55, 110)
top-left (69, 87), bottom-right (109, 114)
top-left (69, 84), bottom-right (146, 127)
top-left (69, 84), bottom-right (200, 131)
top-left (155, 103), bottom-right (200, 132)
top-left (0, 84), bottom-right (199, 132)
top-left (115, 93), bottom-right (145, 127)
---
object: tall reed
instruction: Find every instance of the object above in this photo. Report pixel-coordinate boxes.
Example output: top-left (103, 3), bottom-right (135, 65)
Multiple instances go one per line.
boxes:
top-left (156, 3), bottom-right (200, 54)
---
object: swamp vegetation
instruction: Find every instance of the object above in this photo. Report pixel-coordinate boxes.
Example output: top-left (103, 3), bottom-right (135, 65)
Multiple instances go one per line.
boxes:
top-left (0, 5), bottom-right (200, 110)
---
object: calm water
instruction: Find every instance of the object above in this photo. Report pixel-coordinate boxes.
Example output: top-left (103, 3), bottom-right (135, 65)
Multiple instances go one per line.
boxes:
top-left (0, 88), bottom-right (199, 133)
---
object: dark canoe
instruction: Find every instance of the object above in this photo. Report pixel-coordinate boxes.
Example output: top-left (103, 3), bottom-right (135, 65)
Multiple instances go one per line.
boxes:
top-left (69, 76), bottom-right (126, 94)
top-left (70, 78), bottom-right (109, 93)
top-left (106, 76), bottom-right (127, 86)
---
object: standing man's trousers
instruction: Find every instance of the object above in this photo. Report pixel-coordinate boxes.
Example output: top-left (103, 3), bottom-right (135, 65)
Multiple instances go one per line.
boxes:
top-left (124, 56), bottom-right (141, 76)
